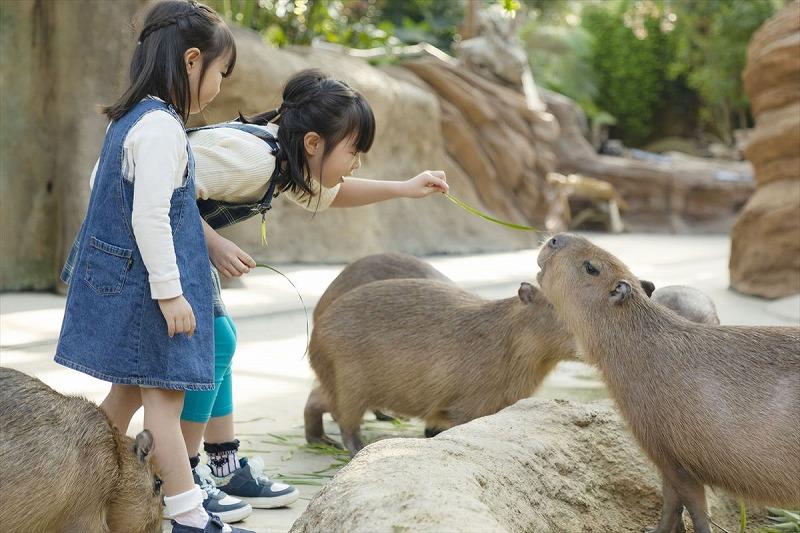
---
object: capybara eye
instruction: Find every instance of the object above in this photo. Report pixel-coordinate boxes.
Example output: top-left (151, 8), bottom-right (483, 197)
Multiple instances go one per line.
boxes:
top-left (583, 261), bottom-right (600, 276)
top-left (153, 476), bottom-right (162, 495)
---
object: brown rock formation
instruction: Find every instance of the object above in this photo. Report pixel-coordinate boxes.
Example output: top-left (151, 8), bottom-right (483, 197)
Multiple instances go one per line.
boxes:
top-left (730, 0), bottom-right (800, 298)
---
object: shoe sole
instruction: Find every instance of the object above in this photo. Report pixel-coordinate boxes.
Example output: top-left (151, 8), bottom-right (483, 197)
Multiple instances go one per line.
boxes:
top-left (163, 503), bottom-right (253, 524)
top-left (238, 488), bottom-right (300, 509)
top-left (213, 503), bottom-right (253, 523)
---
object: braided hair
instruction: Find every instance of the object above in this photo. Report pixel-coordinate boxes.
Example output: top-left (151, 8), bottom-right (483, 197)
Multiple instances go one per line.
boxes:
top-left (104, 0), bottom-right (236, 122)
top-left (238, 69), bottom-right (375, 198)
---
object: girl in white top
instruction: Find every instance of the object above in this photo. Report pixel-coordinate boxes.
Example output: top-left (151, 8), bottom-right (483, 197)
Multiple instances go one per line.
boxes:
top-left (186, 69), bottom-right (450, 507)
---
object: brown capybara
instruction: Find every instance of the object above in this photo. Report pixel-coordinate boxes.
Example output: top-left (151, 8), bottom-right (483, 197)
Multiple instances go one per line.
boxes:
top-left (306, 278), bottom-right (578, 456)
top-left (313, 252), bottom-right (454, 424)
top-left (313, 252), bottom-right (452, 323)
top-left (652, 285), bottom-right (720, 325)
top-left (0, 367), bottom-right (162, 533)
top-left (536, 233), bottom-right (800, 533)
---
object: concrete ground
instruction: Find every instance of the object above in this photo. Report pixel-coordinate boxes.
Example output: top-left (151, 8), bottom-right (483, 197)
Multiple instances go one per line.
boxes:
top-left (1, 233), bottom-right (797, 532)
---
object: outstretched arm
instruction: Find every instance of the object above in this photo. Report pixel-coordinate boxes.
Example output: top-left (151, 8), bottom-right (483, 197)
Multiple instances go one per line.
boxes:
top-left (330, 170), bottom-right (449, 208)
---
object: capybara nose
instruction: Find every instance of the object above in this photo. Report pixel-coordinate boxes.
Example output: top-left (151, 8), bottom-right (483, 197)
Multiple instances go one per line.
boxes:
top-left (548, 234), bottom-right (570, 250)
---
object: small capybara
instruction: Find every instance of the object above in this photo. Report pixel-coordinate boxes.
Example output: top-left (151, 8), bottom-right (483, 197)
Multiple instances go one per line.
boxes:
top-left (0, 367), bottom-right (162, 532)
top-left (536, 233), bottom-right (800, 533)
top-left (306, 277), bottom-right (578, 456)
top-left (313, 252), bottom-right (452, 323)
top-left (652, 285), bottom-right (720, 325)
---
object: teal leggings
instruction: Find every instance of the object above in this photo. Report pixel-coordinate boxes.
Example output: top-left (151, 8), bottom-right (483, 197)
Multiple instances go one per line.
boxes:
top-left (181, 315), bottom-right (237, 422)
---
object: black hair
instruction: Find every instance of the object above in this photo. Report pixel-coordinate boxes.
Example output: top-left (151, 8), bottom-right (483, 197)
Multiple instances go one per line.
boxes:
top-left (238, 69), bottom-right (376, 198)
top-left (104, 0), bottom-right (236, 122)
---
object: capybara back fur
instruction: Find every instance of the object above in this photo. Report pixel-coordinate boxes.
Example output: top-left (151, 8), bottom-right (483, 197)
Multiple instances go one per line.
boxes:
top-left (313, 252), bottom-right (451, 323)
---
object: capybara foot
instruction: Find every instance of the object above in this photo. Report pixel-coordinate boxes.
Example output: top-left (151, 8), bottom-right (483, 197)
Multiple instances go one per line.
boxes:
top-left (373, 410), bottom-right (395, 422)
top-left (644, 522), bottom-right (685, 533)
top-left (424, 426), bottom-right (446, 438)
top-left (306, 435), bottom-right (345, 450)
top-left (342, 431), bottom-right (364, 457)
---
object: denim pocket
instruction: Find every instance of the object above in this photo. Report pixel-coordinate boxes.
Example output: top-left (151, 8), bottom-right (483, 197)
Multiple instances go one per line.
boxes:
top-left (83, 236), bottom-right (133, 295)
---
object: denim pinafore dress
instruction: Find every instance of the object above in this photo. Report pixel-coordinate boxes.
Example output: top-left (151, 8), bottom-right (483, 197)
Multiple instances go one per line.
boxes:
top-left (55, 99), bottom-right (215, 391)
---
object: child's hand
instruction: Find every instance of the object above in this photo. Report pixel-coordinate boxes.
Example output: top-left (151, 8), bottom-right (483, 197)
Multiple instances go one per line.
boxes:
top-left (158, 295), bottom-right (196, 338)
top-left (208, 234), bottom-right (256, 278)
top-left (403, 170), bottom-right (449, 198)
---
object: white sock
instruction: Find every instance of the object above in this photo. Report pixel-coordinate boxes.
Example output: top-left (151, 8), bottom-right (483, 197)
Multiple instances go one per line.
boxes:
top-left (165, 486), bottom-right (207, 527)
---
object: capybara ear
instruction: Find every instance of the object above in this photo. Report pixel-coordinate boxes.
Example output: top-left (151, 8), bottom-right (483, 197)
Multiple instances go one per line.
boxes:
top-left (640, 280), bottom-right (656, 297)
top-left (609, 281), bottom-right (632, 305)
top-left (518, 282), bottom-right (535, 304)
top-left (134, 429), bottom-right (155, 463)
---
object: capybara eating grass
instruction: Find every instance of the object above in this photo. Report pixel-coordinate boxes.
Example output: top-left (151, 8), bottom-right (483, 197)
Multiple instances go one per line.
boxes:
top-left (0, 367), bottom-right (162, 533)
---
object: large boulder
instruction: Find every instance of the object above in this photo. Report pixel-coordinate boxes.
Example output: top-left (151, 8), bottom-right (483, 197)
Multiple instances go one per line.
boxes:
top-left (730, 0), bottom-right (800, 298)
top-left (291, 399), bottom-right (760, 533)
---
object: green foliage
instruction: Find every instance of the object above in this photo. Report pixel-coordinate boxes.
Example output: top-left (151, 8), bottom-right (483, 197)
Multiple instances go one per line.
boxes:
top-left (208, 0), bottom-right (465, 51)
top-left (667, 0), bottom-right (781, 143)
top-left (580, 0), bottom-right (680, 145)
top-left (211, 0), bottom-right (780, 147)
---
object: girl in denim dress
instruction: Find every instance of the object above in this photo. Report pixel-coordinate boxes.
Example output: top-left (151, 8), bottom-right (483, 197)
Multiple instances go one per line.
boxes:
top-left (55, 2), bottom-right (252, 532)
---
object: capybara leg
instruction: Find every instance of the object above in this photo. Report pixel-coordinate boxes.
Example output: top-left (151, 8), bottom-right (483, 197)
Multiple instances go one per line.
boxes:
top-left (646, 477), bottom-right (685, 533)
top-left (665, 465), bottom-right (710, 533)
top-left (341, 427), bottom-right (364, 457)
top-left (304, 386), bottom-right (343, 449)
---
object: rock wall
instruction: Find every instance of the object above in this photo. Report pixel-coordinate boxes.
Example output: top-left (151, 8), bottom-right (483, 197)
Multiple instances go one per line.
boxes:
top-left (0, 0), bottom-right (146, 290)
top-left (291, 399), bottom-right (761, 533)
top-left (730, 0), bottom-right (800, 299)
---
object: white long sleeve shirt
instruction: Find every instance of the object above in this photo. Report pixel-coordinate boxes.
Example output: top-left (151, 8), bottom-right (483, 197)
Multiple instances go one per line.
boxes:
top-left (90, 113), bottom-right (340, 301)
top-left (90, 109), bottom-right (187, 300)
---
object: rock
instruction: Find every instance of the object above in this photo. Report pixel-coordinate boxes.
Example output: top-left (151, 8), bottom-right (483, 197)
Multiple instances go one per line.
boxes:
top-left (730, 0), bottom-right (800, 299)
top-left (540, 88), bottom-right (755, 233)
top-left (403, 56), bottom-right (560, 230)
top-left (0, 0), bottom-right (147, 291)
top-left (291, 398), bottom-right (764, 533)
top-left (730, 180), bottom-right (800, 298)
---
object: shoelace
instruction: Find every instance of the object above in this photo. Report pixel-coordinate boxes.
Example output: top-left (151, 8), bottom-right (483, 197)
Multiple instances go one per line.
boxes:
top-left (195, 464), bottom-right (222, 498)
top-left (246, 456), bottom-right (271, 486)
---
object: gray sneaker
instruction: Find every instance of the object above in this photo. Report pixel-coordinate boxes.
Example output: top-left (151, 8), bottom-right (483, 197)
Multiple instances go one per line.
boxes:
top-left (212, 456), bottom-right (299, 509)
top-left (195, 464), bottom-right (253, 523)
top-left (164, 466), bottom-right (252, 523)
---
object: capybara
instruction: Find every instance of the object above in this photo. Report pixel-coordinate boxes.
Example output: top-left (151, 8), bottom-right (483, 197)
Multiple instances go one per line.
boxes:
top-left (536, 233), bottom-right (800, 533)
top-left (0, 367), bottom-right (162, 532)
top-left (313, 252), bottom-right (454, 424)
top-left (306, 278), bottom-right (578, 455)
top-left (652, 285), bottom-right (720, 325)
top-left (313, 252), bottom-right (452, 323)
